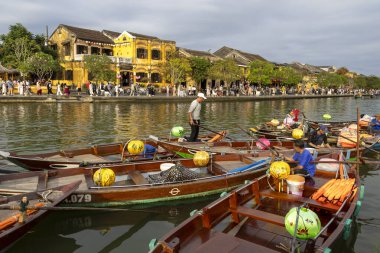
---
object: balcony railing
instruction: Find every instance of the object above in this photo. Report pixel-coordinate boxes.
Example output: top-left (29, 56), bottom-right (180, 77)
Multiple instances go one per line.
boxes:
top-left (73, 54), bottom-right (132, 64)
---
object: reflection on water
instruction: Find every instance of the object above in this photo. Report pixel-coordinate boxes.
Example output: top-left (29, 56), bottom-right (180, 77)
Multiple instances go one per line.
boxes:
top-left (0, 97), bottom-right (379, 253)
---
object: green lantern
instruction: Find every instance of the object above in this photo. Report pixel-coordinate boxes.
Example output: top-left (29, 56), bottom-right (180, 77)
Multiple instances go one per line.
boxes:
top-left (323, 114), bottom-right (332, 120)
top-left (171, 126), bottom-right (184, 137)
top-left (285, 207), bottom-right (321, 240)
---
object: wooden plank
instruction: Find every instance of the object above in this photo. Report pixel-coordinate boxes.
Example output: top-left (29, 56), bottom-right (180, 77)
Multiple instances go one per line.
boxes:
top-left (214, 161), bottom-right (248, 171)
top-left (260, 189), bottom-right (339, 212)
top-left (37, 172), bottom-right (48, 191)
top-left (236, 206), bottom-right (285, 227)
top-left (193, 232), bottom-right (279, 253)
top-left (128, 170), bottom-right (148, 185)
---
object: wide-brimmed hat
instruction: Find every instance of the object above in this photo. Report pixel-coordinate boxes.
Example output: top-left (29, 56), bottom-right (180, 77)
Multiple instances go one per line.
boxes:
top-left (319, 125), bottom-right (329, 133)
top-left (197, 93), bottom-right (207, 100)
top-left (375, 113), bottom-right (380, 118)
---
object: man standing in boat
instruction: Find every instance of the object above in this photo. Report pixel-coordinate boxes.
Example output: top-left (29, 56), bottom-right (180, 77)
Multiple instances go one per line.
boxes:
top-left (187, 93), bottom-right (207, 142)
top-left (284, 140), bottom-right (316, 177)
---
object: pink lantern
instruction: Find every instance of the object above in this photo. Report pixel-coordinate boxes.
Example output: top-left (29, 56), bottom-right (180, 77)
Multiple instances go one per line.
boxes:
top-left (256, 138), bottom-right (271, 150)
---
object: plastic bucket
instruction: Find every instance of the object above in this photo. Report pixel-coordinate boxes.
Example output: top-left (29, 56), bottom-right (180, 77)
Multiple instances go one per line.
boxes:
top-left (286, 175), bottom-right (305, 196)
top-left (160, 163), bottom-right (175, 171)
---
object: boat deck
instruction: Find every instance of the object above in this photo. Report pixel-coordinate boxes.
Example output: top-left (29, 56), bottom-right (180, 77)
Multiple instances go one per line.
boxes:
top-left (44, 154), bottom-right (111, 163)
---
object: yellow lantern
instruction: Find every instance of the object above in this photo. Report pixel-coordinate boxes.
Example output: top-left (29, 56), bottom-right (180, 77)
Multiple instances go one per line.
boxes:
top-left (127, 140), bottom-right (145, 155)
top-left (270, 161), bottom-right (290, 179)
top-left (271, 119), bottom-right (280, 126)
top-left (292, 129), bottom-right (304, 139)
top-left (193, 151), bottom-right (210, 167)
top-left (93, 168), bottom-right (116, 187)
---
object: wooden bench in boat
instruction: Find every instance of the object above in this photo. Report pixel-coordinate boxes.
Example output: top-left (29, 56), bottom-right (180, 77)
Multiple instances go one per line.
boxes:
top-left (236, 206), bottom-right (284, 227)
top-left (260, 189), bottom-right (339, 212)
top-left (193, 232), bottom-right (279, 253)
top-left (128, 170), bottom-right (149, 185)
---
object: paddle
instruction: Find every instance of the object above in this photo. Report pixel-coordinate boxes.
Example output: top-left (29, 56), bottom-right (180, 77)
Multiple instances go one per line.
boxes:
top-left (237, 125), bottom-right (280, 156)
top-left (0, 205), bottom-right (160, 213)
top-left (198, 125), bottom-right (235, 141)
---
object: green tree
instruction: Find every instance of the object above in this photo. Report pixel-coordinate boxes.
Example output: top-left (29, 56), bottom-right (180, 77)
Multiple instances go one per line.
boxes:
top-left (159, 50), bottom-right (191, 92)
top-left (208, 59), bottom-right (240, 87)
top-left (189, 57), bottom-right (211, 90)
top-left (336, 67), bottom-right (349, 76)
top-left (273, 66), bottom-right (303, 86)
top-left (247, 60), bottom-right (274, 86)
top-left (0, 23), bottom-right (40, 68)
top-left (23, 52), bottom-right (60, 80)
top-left (364, 76), bottom-right (380, 89)
top-left (353, 76), bottom-right (367, 88)
top-left (317, 72), bottom-right (348, 88)
top-left (84, 55), bottom-right (114, 83)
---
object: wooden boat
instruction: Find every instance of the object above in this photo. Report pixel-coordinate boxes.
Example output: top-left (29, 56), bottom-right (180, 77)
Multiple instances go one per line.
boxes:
top-left (0, 141), bottom-right (169, 171)
top-left (0, 180), bottom-right (81, 250)
top-left (0, 154), bottom-right (273, 207)
top-left (155, 139), bottom-right (363, 160)
top-left (150, 153), bottom-right (362, 253)
top-left (0, 133), bottom-right (227, 171)
top-left (155, 139), bottom-right (295, 158)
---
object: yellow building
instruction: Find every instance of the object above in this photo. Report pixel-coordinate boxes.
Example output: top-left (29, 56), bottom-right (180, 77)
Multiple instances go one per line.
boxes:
top-left (49, 24), bottom-right (175, 87)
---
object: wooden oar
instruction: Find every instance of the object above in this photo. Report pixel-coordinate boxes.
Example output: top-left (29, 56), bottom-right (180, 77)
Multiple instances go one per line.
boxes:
top-left (0, 205), bottom-right (160, 213)
top-left (237, 125), bottom-right (280, 156)
top-left (198, 125), bottom-right (234, 141)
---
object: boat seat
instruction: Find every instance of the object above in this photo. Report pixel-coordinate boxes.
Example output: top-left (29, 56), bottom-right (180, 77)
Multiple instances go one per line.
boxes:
top-left (235, 206), bottom-right (285, 227)
top-left (260, 189), bottom-right (339, 212)
top-left (128, 170), bottom-right (149, 185)
top-left (193, 232), bottom-right (279, 253)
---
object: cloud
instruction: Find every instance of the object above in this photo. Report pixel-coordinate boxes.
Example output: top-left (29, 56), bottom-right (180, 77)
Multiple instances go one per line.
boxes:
top-left (1, 0), bottom-right (379, 75)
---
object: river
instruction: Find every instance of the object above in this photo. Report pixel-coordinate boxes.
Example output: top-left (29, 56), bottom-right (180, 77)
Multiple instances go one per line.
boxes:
top-left (0, 97), bottom-right (379, 253)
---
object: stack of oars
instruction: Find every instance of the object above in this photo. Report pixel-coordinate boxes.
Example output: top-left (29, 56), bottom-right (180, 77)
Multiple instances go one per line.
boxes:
top-left (311, 178), bottom-right (356, 206)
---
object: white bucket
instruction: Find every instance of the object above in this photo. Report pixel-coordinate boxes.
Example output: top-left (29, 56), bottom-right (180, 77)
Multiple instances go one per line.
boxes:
top-left (286, 175), bottom-right (305, 196)
top-left (160, 163), bottom-right (175, 171)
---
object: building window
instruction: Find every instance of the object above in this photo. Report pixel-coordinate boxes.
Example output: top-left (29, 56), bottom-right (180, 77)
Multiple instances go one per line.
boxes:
top-left (76, 45), bottom-right (88, 54)
top-left (52, 70), bottom-right (63, 80)
top-left (63, 43), bottom-right (71, 56)
top-left (151, 49), bottom-right (161, 60)
top-left (151, 73), bottom-right (162, 83)
top-left (65, 70), bottom-right (73, 81)
top-left (136, 72), bottom-right (148, 82)
top-left (91, 47), bottom-right (100, 55)
top-left (137, 48), bottom-right (148, 59)
top-left (50, 44), bottom-right (58, 51)
top-left (103, 49), bottom-right (113, 56)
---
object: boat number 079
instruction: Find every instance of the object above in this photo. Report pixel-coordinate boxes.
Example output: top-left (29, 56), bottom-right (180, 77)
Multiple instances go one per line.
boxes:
top-left (65, 194), bottom-right (92, 203)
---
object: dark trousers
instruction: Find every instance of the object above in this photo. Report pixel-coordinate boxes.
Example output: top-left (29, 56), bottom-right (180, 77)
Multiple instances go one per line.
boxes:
top-left (188, 120), bottom-right (200, 142)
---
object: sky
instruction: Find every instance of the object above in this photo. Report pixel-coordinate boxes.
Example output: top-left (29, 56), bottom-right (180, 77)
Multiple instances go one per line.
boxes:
top-left (0, 0), bottom-right (379, 75)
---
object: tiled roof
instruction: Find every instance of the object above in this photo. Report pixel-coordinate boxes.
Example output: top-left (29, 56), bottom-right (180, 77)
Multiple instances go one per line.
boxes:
top-left (102, 30), bottom-right (159, 40)
top-left (60, 25), bottom-right (114, 44)
top-left (0, 63), bottom-right (10, 74)
top-left (214, 46), bottom-right (267, 62)
top-left (179, 47), bottom-right (218, 58)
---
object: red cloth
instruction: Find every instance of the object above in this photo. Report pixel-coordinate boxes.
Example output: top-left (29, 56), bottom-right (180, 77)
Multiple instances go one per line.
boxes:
top-left (292, 109), bottom-right (300, 122)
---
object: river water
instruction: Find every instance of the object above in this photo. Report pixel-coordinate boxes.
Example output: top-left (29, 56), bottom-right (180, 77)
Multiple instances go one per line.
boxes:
top-left (0, 97), bottom-right (379, 253)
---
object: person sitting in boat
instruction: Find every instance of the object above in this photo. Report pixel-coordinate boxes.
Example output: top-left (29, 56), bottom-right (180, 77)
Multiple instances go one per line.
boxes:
top-left (284, 140), bottom-right (316, 177)
top-left (19, 196), bottom-right (29, 224)
top-left (283, 109), bottom-right (302, 129)
top-left (307, 125), bottom-right (331, 149)
top-left (370, 113), bottom-right (380, 134)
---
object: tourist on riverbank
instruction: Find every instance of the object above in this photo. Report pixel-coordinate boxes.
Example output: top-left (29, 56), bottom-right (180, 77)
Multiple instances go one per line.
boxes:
top-left (1, 81), bottom-right (7, 95)
top-left (64, 84), bottom-right (70, 96)
top-left (36, 81), bottom-right (42, 95)
top-left (47, 81), bottom-right (53, 95)
top-left (187, 93), bottom-right (206, 142)
top-left (56, 83), bottom-right (63, 96)
top-left (7, 80), bottom-right (13, 95)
